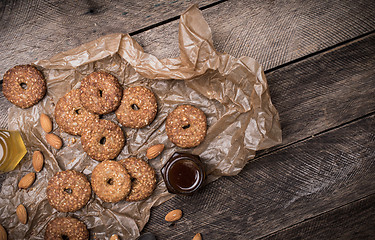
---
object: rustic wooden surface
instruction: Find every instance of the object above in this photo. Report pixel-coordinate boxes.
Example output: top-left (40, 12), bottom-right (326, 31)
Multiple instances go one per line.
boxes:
top-left (263, 193), bottom-right (375, 239)
top-left (142, 34), bottom-right (375, 239)
top-left (134, 0), bottom-right (375, 70)
top-left (1, 0), bottom-right (375, 239)
top-left (0, 0), bottom-right (220, 76)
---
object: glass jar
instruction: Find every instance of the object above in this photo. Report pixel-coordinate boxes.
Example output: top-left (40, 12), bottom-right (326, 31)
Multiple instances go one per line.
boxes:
top-left (161, 152), bottom-right (205, 195)
top-left (0, 130), bottom-right (27, 172)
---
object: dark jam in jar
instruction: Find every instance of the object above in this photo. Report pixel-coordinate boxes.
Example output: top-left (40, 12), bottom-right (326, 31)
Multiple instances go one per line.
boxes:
top-left (161, 152), bottom-right (205, 195)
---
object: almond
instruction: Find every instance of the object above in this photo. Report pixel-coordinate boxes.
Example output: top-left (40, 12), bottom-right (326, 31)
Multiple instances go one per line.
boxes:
top-left (0, 224), bottom-right (7, 240)
top-left (16, 204), bottom-right (27, 224)
top-left (110, 234), bottom-right (120, 240)
top-left (32, 151), bottom-right (44, 172)
top-left (46, 133), bottom-right (63, 149)
top-left (40, 113), bottom-right (53, 133)
top-left (18, 172), bottom-right (36, 189)
top-left (192, 233), bottom-right (202, 240)
top-left (165, 209), bottom-right (182, 222)
top-left (146, 144), bottom-right (164, 159)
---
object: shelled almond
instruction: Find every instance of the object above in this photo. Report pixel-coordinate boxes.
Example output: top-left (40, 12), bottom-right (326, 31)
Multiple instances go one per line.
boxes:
top-left (192, 233), bottom-right (202, 240)
top-left (146, 144), bottom-right (164, 159)
top-left (40, 113), bottom-right (52, 133)
top-left (110, 234), bottom-right (120, 240)
top-left (18, 172), bottom-right (36, 189)
top-left (165, 209), bottom-right (182, 222)
top-left (16, 204), bottom-right (27, 224)
top-left (0, 224), bottom-right (6, 240)
top-left (45, 133), bottom-right (62, 149)
top-left (32, 151), bottom-right (44, 172)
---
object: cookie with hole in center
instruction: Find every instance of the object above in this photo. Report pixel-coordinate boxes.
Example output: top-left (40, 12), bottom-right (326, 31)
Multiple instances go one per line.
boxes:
top-left (81, 119), bottom-right (125, 161)
top-left (45, 217), bottom-right (89, 240)
top-left (55, 89), bottom-right (99, 136)
top-left (2, 65), bottom-right (46, 108)
top-left (115, 86), bottom-right (157, 128)
top-left (91, 160), bottom-right (131, 203)
top-left (47, 170), bottom-right (91, 212)
top-left (119, 157), bottom-right (156, 202)
top-left (79, 71), bottom-right (123, 115)
top-left (166, 105), bottom-right (207, 148)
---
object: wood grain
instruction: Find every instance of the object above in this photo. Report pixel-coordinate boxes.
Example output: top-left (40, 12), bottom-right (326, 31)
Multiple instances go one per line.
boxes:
top-left (0, 0), bottom-right (220, 76)
top-left (263, 193), bottom-right (375, 240)
top-left (134, 0), bottom-right (375, 70)
top-left (143, 113), bottom-right (375, 239)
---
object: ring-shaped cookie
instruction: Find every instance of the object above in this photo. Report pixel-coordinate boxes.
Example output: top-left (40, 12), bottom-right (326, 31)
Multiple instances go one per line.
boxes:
top-left (115, 86), bottom-right (157, 129)
top-left (91, 160), bottom-right (131, 203)
top-left (166, 105), bottom-right (207, 148)
top-left (55, 89), bottom-right (99, 135)
top-left (2, 65), bottom-right (46, 108)
top-left (80, 71), bottom-right (123, 114)
top-left (45, 217), bottom-right (89, 240)
top-left (119, 157), bottom-right (156, 202)
top-left (81, 119), bottom-right (125, 161)
top-left (47, 170), bottom-right (91, 212)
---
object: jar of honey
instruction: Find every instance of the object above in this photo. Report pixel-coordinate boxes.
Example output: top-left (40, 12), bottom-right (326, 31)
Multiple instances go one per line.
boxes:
top-left (0, 130), bottom-right (27, 172)
top-left (161, 152), bottom-right (205, 195)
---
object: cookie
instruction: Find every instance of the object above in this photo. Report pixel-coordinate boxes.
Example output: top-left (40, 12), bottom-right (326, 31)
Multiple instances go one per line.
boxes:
top-left (91, 160), bottom-right (131, 203)
top-left (47, 170), bottom-right (91, 212)
top-left (45, 217), bottom-right (89, 240)
top-left (115, 86), bottom-right (157, 128)
top-left (2, 65), bottom-right (46, 108)
top-left (119, 157), bottom-right (156, 201)
top-left (166, 105), bottom-right (207, 148)
top-left (55, 89), bottom-right (99, 135)
top-left (79, 71), bottom-right (123, 115)
top-left (81, 119), bottom-right (125, 161)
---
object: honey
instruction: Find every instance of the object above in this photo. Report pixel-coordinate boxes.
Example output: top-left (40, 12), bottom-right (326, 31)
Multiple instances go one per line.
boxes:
top-left (161, 152), bottom-right (205, 195)
top-left (0, 130), bottom-right (27, 172)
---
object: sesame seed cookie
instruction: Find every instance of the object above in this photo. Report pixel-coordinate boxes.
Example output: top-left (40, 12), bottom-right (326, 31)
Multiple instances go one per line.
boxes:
top-left (47, 170), bottom-right (91, 212)
top-left (119, 157), bottom-right (156, 202)
top-left (79, 71), bottom-right (123, 115)
top-left (166, 105), bottom-right (207, 148)
top-left (45, 217), bottom-right (89, 240)
top-left (81, 119), bottom-right (125, 161)
top-left (115, 86), bottom-right (157, 129)
top-left (2, 65), bottom-right (46, 108)
top-left (55, 89), bottom-right (99, 135)
top-left (91, 160), bottom-right (131, 203)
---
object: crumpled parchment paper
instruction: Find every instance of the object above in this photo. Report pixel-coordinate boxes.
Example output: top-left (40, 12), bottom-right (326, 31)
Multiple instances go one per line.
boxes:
top-left (0, 5), bottom-right (281, 239)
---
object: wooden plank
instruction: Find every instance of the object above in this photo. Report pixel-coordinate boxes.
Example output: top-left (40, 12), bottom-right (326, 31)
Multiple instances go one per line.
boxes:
top-left (134, 0), bottom-right (375, 71)
top-left (265, 33), bottom-right (375, 145)
top-left (0, 0), bottom-right (220, 76)
top-left (143, 113), bottom-right (375, 239)
top-left (262, 193), bottom-right (375, 240)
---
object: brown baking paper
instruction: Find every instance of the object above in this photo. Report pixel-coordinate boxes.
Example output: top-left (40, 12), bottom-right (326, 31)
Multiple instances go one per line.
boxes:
top-left (0, 5), bottom-right (281, 239)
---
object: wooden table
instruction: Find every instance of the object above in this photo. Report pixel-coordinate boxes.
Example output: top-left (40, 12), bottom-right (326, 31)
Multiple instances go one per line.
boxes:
top-left (1, 0), bottom-right (374, 239)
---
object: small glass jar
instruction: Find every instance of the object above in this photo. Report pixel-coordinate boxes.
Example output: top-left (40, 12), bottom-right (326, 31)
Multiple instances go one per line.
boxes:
top-left (0, 130), bottom-right (27, 172)
top-left (161, 152), bottom-right (205, 195)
